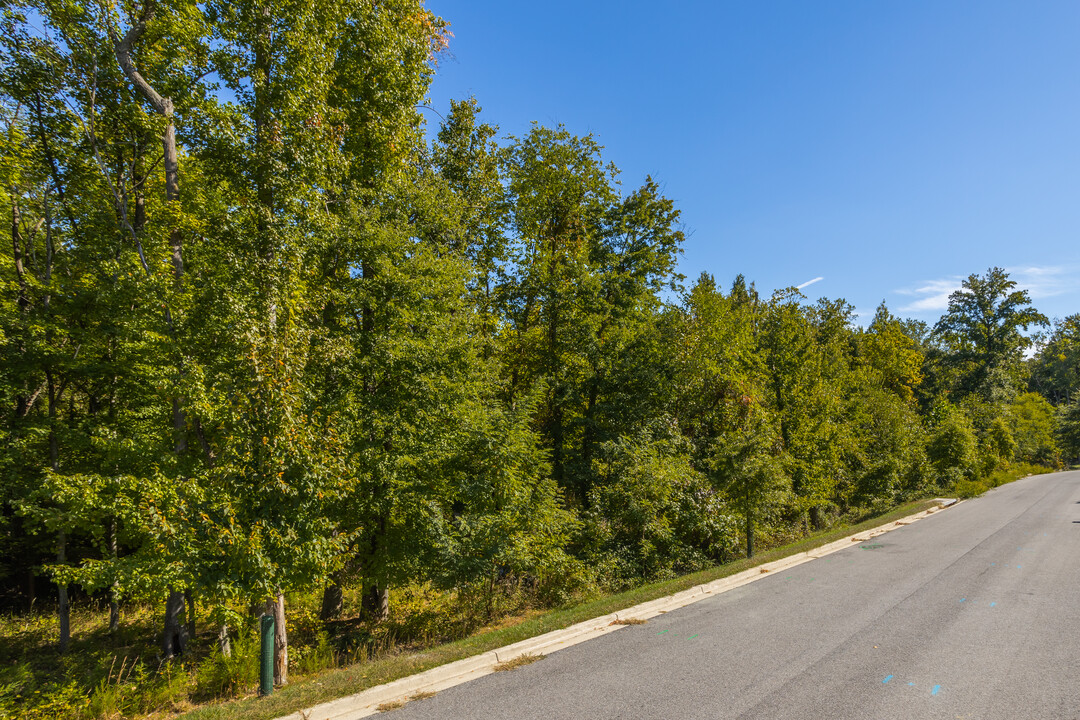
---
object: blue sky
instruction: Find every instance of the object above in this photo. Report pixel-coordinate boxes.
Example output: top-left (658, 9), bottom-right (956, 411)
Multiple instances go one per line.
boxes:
top-left (425, 1), bottom-right (1080, 327)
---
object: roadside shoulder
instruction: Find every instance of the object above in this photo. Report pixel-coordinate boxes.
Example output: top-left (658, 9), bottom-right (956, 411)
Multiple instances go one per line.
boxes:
top-left (274, 499), bottom-right (958, 720)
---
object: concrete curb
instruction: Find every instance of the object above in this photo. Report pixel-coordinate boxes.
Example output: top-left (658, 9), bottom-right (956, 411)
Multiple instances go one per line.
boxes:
top-left (276, 499), bottom-right (957, 720)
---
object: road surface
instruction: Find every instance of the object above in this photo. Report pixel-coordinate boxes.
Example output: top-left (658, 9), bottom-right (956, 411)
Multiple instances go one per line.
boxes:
top-left (389, 471), bottom-right (1080, 719)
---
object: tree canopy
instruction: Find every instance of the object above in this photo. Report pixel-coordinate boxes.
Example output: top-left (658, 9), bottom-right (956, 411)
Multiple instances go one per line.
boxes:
top-left (0, 4), bottom-right (1072, 716)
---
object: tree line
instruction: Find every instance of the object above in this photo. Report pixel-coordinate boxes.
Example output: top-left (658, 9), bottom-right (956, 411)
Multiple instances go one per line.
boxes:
top-left (2, 0), bottom-right (1079, 690)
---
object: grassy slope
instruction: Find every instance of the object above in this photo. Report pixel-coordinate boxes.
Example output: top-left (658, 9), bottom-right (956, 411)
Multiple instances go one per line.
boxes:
top-left (178, 498), bottom-right (940, 720)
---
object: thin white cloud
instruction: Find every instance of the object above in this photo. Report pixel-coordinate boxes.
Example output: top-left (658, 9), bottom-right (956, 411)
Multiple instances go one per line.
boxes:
top-left (896, 277), bottom-right (963, 313)
top-left (796, 276), bottom-right (824, 290)
top-left (895, 264), bottom-right (1079, 315)
top-left (1008, 265), bottom-right (1073, 300)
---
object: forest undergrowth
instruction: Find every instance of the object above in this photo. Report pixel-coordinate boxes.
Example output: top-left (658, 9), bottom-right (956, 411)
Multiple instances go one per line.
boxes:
top-left (3, 465), bottom-right (1052, 720)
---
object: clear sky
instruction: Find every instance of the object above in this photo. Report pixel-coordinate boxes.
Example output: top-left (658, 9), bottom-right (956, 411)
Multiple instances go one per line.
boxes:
top-left (424, 1), bottom-right (1080, 327)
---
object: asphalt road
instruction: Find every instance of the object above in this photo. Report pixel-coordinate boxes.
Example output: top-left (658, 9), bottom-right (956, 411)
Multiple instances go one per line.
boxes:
top-left (389, 471), bottom-right (1080, 720)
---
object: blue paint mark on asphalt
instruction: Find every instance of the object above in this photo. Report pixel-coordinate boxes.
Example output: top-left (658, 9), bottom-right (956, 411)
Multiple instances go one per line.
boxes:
top-left (883, 675), bottom-right (893, 684)
top-left (932, 685), bottom-right (941, 696)
top-left (990, 602), bottom-right (997, 607)
top-left (960, 598), bottom-right (966, 603)
top-left (907, 682), bottom-right (914, 686)
top-left (1017, 565), bottom-right (1022, 569)
top-left (991, 562), bottom-right (996, 566)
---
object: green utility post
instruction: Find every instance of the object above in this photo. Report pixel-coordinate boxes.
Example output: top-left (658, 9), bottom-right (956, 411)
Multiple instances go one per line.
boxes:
top-left (260, 614), bottom-right (275, 696)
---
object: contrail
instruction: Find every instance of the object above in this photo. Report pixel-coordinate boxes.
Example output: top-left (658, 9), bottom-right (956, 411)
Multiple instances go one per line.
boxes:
top-left (797, 276), bottom-right (824, 290)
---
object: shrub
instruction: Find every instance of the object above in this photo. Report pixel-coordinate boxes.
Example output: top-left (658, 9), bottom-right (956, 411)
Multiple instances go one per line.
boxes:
top-left (581, 427), bottom-right (738, 588)
top-left (1010, 392), bottom-right (1059, 465)
top-left (193, 632), bottom-right (259, 700)
top-left (927, 404), bottom-right (978, 481)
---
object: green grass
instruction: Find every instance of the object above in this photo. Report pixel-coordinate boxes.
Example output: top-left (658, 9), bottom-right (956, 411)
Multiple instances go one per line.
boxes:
top-left (953, 462), bottom-right (1056, 499)
top-left (176, 497), bottom-right (940, 720)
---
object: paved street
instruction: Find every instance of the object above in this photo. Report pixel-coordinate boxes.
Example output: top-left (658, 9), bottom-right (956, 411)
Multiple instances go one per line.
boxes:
top-left (390, 471), bottom-right (1080, 719)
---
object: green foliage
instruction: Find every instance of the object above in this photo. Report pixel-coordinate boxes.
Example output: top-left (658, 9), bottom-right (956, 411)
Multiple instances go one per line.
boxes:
top-left (1057, 400), bottom-right (1080, 466)
top-left (708, 405), bottom-right (790, 558)
top-left (498, 123), bottom-right (684, 503)
top-left (975, 415), bottom-right (1018, 477)
top-left (862, 302), bottom-right (924, 403)
top-left (950, 462), bottom-right (1055, 499)
top-left (952, 476), bottom-right (987, 500)
top-left (846, 385), bottom-right (930, 505)
top-left (933, 267), bottom-right (1049, 402)
top-left (1009, 392), bottom-right (1058, 465)
top-left (581, 424), bottom-right (737, 586)
top-left (757, 292), bottom-right (853, 523)
top-left (437, 395), bottom-right (580, 608)
top-left (1031, 314), bottom-right (1080, 405)
top-left (986, 416), bottom-right (1018, 462)
top-left (193, 633), bottom-right (260, 699)
top-left (0, 3), bottom-right (1072, 717)
top-left (927, 404), bottom-right (979, 483)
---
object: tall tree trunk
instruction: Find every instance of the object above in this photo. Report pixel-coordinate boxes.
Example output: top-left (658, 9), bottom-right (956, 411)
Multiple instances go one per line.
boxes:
top-left (253, 13), bottom-right (284, 679)
top-left (361, 517), bottom-right (389, 623)
top-left (31, 91), bottom-right (81, 241)
top-left (546, 230), bottom-right (566, 491)
top-left (110, 7), bottom-right (182, 280)
top-left (745, 483), bottom-right (755, 559)
top-left (579, 381), bottom-right (599, 507)
top-left (253, 1), bottom-right (275, 259)
top-left (57, 532), bottom-right (69, 652)
top-left (111, 19), bottom-right (197, 656)
top-left (110, 8), bottom-right (188, 454)
top-left (25, 571), bottom-right (36, 612)
top-left (361, 581), bottom-right (389, 623)
top-left (47, 370), bottom-right (69, 651)
top-left (217, 624), bottom-right (231, 658)
top-left (109, 519), bottom-right (119, 634)
top-left (11, 190), bottom-right (33, 421)
top-left (185, 589), bottom-right (196, 640)
top-left (161, 590), bottom-right (188, 658)
top-left (132, 133), bottom-right (148, 236)
top-left (485, 567), bottom-right (497, 620)
top-left (320, 578), bottom-right (344, 622)
top-left (547, 302), bottom-right (565, 490)
top-left (11, 192), bottom-right (28, 312)
top-left (746, 513), bottom-right (755, 559)
top-left (550, 401), bottom-right (564, 489)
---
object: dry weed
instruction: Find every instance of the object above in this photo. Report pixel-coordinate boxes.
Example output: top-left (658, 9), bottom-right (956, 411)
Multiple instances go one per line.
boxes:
top-left (377, 699), bottom-right (407, 712)
top-left (493, 653), bottom-right (544, 671)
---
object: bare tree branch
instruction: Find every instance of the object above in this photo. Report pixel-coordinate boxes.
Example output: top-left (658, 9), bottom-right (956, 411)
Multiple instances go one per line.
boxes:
top-left (105, 3), bottom-right (172, 117)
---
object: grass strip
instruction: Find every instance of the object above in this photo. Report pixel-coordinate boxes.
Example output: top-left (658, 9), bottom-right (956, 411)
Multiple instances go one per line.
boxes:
top-left (177, 498), bottom-right (939, 720)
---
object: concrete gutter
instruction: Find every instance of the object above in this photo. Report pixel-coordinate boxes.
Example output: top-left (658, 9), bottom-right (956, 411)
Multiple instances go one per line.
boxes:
top-left (276, 499), bottom-right (957, 720)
